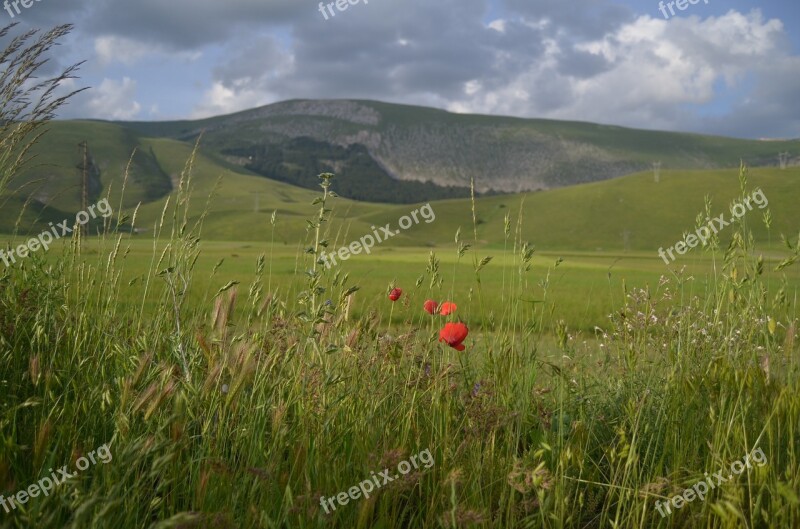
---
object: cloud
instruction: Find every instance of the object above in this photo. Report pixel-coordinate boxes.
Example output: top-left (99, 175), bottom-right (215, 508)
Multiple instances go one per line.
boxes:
top-left (16, 0), bottom-right (798, 137)
top-left (192, 0), bottom-right (523, 116)
top-left (94, 35), bottom-right (203, 68)
top-left (191, 35), bottom-right (293, 118)
top-left (177, 2), bottom-right (800, 137)
top-left (505, 0), bottom-right (634, 39)
top-left (82, 77), bottom-right (142, 120)
top-left (192, 82), bottom-right (270, 119)
top-left (84, 0), bottom-right (306, 50)
top-left (438, 9), bottom-right (798, 137)
top-left (94, 36), bottom-right (157, 66)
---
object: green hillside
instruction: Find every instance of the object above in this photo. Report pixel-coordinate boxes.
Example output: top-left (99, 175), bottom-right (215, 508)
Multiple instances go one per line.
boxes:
top-left (11, 121), bottom-right (172, 213)
top-left (3, 114), bottom-right (798, 258)
top-left (121, 145), bottom-right (800, 257)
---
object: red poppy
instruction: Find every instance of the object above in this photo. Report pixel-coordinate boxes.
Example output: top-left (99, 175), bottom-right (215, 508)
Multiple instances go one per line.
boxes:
top-left (439, 301), bottom-right (457, 316)
top-left (388, 288), bottom-right (402, 301)
top-left (439, 322), bottom-right (469, 351)
top-left (423, 299), bottom-right (439, 314)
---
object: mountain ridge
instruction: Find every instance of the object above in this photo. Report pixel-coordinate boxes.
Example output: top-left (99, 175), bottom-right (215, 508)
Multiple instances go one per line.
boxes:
top-left (114, 99), bottom-right (798, 195)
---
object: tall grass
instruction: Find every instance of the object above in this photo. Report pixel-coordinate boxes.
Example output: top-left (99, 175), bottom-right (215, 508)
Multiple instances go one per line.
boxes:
top-left (0, 23), bottom-right (85, 212)
top-left (0, 138), bottom-right (798, 529)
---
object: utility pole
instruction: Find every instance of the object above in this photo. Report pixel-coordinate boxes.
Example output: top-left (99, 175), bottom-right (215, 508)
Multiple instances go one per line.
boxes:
top-left (79, 141), bottom-right (89, 236)
top-left (779, 152), bottom-right (790, 170)
top-left (653, 161), bottom-right (661, 183)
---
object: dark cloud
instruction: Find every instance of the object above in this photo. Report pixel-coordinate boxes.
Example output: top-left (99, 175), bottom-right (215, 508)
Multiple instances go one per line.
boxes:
top-left (557, 48), bottom-right (614, 78)
top-left (692, 58), bottom-right (800, 138)
top-left (504, 0), bottom-right (634, 39)
top-left (214, 0), bottom-right (509, 102)
top-left (83, 0), bottom-right (305, 50)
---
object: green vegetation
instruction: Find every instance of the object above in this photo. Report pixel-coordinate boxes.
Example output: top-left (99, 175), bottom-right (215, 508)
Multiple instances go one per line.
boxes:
top-left (5, 121), bottom-right (800, 255)
top-left (12, 121), bottom-right (172, 213)
top-left (222, 136), bottom-right (478, 203)
top-left (1, 158), bottom-right (799, 527)
top-left (1, 28), bottom-right (798, 526)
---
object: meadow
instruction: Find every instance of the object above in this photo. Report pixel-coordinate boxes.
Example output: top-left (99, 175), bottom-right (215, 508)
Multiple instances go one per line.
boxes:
top-left (1, 157), bottom-right (799, 528)
top-left (29, 238), bottom-right (800, 335)
top-left (1, 18), bottom-right (799, 529)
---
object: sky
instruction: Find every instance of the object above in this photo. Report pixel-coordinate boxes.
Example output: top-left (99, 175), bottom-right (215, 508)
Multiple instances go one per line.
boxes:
top-left (6, 0), bottom-right (800, 139)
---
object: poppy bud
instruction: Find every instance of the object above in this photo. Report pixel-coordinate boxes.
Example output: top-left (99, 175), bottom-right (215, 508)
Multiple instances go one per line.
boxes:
top-left (423, 299), bottom-right (438, 314)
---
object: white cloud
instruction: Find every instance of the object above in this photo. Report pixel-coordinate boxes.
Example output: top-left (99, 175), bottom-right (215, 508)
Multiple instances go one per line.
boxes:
top-left (488, 19), bottom-right (506, 33)
top-left (442, 10), bottom-right (794, 134)
top-left (94, 35), bottom-right (203, 66)
top-left (95, 36), bottom-right (153, 66)
top-left (190, 35), bottom-right (294, 118)
top-left (191, 81), bottom-right (274, 118)
top-left (85, 78), bottom-right (142, 120)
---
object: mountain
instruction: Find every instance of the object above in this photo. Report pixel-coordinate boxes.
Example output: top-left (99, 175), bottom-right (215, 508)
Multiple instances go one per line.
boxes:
top-left (2, 99), bottom-right (798, 239)
top-left (117, 99), bottom-right (798, 196)
top-left (1, 114), bottom-right (798, 254)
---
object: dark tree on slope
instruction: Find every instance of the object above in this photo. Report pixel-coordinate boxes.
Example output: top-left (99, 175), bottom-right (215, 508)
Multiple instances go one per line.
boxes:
top-left (223, 137), bottom-right (480, 204)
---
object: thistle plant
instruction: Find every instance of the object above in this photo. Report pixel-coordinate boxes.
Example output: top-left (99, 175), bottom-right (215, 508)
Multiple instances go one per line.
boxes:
top-left (298, 173), bottom-right (336, 338)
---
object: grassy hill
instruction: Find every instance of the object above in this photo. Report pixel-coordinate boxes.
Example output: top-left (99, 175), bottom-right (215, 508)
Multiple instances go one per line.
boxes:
top-left (9, 121), bottom-right (172, 213)
top-left (2, 110), bottom-right (798, 258)
top-left (109, 145), bottom-right (800, 257)
top-left (4, 129), bottom-right (798, 259)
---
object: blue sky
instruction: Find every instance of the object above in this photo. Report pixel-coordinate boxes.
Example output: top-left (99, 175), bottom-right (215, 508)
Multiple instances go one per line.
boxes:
top-left (8, 0), bottom-right (800, 138)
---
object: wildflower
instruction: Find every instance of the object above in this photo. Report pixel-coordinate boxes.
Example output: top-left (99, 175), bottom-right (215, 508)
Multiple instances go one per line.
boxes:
top-left (389, 288), bottom-right (402, 301)
top-left (439, 301), bottom-right (457, 316)
top-left (439, 322), bottom-right (469, 351)
top-left (424, 299), bottom-right (439, 314)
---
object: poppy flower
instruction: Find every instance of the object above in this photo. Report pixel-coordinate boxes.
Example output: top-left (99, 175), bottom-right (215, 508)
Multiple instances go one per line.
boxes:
top-left (439, 322), bottom-right (469, 351)
top-left (423, 299), bottom-right (439, 314)
top-left (439, 301), bottom-right (457, 316)
top-left (388, 288), bottom-right (402, 301)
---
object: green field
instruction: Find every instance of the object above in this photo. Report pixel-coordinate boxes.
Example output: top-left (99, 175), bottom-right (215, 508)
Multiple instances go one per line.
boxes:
top-left (4, 237), bottom-right (797, 335)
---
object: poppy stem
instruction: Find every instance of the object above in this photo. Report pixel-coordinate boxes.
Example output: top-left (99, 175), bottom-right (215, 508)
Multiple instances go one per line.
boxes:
top-left (457, 348), bottom-right (470, 392)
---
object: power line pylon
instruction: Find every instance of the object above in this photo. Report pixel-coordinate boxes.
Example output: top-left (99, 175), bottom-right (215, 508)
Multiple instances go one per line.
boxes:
top-left (653, 161), bottom-right (661, 183)
top-left (779, 152), bottom-right (790, 170)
